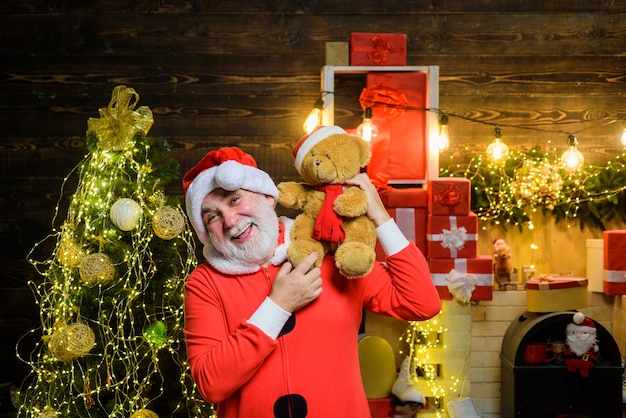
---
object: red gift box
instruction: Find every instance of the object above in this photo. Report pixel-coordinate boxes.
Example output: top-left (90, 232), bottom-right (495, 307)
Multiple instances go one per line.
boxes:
top-left (603, 230), bottom-right (626, 295)
top-left (375, 188), bottom-right (428, 259)
top-left (429, 256), bottom-right (493, 301)
top-left (362, 71), bottom-right (427, 185)
top-left (426, 214), bottom-right (478, 259)
top-left (428, 177), bottom-right (472, 216)
top-left (350, 33), bottom-right (407, 66)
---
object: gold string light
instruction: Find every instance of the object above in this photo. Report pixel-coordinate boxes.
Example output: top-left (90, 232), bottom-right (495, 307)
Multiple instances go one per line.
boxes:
top-left (334, 99), bottom-right (626, 230)
top-left (320, 99), bottom-right (626, 163)
top-left (441, 147), bottom-right (626, 231)
top-left (398, 312), bottom-right (466, 417)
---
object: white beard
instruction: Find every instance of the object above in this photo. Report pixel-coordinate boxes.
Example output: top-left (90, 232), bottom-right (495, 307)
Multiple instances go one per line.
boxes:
top-left (566, 331), bottom-right (597, 356)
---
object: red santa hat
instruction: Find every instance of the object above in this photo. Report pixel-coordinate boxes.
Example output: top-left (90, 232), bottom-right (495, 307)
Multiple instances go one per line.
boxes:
top-left (566, 312), bottom-right (596, 335)
top-left (182, 147), bottom-right (278, 246)
top-left (292, 125), bottom-right (347, 174)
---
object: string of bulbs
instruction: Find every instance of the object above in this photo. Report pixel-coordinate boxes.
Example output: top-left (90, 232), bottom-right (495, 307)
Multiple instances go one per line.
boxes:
top-left (304, 93), bottom-right (626, 172)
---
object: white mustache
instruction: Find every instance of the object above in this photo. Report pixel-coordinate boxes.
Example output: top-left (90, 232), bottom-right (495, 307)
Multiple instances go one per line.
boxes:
top-left (227, 218), bottom-right (255, 239)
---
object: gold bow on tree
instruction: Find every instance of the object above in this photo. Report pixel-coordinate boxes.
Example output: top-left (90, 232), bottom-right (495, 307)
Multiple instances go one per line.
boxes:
top-left (87, 85), bottom-right (154, 150)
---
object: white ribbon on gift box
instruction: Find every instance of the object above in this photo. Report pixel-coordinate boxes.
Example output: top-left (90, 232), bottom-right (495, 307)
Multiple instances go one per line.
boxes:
top-left (427, 216), bottom-right (477, 257)
top-left (431, 258), bottom-right (492, 287)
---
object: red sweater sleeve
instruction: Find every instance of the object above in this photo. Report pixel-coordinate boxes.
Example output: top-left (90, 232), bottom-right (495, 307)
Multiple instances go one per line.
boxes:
top-left (362, 242), bottom-right (441, 321)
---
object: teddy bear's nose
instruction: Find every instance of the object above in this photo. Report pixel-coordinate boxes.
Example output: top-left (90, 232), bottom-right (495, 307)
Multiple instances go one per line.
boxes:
top-left (315, 160), bottom-right (321, 166)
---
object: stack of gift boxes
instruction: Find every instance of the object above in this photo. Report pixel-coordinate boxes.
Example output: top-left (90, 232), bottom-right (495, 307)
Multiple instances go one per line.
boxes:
top-left (426, 178), bottom-right (494, 301)
top-left (339, 32), bottom-right (494, 301)
top-left (341, 32), bottom-right (492, 416)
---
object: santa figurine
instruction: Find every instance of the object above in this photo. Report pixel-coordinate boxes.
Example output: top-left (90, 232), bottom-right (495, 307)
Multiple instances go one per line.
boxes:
top-left (492, 238), bottom-right (513, 289)
top-left (563, 312), bottom-right (600, 377)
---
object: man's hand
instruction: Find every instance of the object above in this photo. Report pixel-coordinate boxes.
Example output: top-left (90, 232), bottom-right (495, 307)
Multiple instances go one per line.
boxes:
top-left (344, 173), bottom-right (391, 227)
top-left (270, 252), bottom-right (322, 313)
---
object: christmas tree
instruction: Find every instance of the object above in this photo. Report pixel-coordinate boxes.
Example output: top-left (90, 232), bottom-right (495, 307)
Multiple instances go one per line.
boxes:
top-left (17, 86), bottom-right (214, 417)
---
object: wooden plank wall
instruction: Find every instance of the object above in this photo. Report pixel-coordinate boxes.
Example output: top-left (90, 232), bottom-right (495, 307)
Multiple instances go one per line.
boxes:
top-left (1, 0), bottom-right (626, 390)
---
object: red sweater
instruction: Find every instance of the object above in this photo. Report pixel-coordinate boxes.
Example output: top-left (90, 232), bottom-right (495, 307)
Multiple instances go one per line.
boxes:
top-left (184, 228), bottom-right (440, 418)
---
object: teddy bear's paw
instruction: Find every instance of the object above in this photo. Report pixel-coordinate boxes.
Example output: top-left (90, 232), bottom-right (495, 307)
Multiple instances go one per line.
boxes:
top-left (277, 182), bottom-right (309, 209)
top-left (334, 242), bottom-right (375, 279)
top-left (333, 188), bottom-right (368, 217)
top-left (288, 241), bottom-right (325, 268)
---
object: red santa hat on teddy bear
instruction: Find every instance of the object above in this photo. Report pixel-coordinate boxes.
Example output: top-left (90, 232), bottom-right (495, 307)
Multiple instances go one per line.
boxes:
top-left (566, 312), bottom-right (599, 356)
top-left (182, 147), bottom-right (279, 246)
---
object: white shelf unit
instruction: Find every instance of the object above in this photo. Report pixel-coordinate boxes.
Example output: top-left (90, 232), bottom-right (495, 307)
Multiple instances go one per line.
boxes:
top-left (320, 65), bottom-right (440, 183)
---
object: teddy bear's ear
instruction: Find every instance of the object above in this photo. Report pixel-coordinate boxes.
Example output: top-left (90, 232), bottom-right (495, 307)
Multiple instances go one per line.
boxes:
top-left (351, 134), bottom-right (372, 167)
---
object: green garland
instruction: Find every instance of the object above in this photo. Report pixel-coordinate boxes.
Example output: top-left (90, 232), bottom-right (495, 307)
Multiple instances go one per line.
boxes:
top-left (440, 147), bottom-right (626, 231)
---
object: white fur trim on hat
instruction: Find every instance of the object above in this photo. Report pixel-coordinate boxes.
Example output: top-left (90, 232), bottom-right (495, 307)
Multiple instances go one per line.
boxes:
top-left (185, 160), bottom-right (279, 246)
top-left (293, 125), bottom-right (346, 174)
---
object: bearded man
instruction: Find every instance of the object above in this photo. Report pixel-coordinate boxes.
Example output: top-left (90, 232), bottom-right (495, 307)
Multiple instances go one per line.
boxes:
top-left (182, 146), bottom-right (441, 418)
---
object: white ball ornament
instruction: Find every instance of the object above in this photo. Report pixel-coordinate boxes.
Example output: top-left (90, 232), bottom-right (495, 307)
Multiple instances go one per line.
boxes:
top-left (110, 198), bottom-right (143, 231)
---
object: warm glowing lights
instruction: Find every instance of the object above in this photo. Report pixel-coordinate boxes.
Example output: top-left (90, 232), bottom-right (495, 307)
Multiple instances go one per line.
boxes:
top-left (561, 134), bottom-right (585, 172)
top-left (20, 126), bottom-right (212, 416)
top-left (436, 113), bottom-right (450, 151)
top-left (303, 96), bottom-right (324, 134)
top-left (355, 107), bottom-right (379, 144)
top-left (509, 158), bottom-right (563, 209)
top-left (398, 312), bottom-right (462, 417)
top-left (530, 243), bottom-right (538, 269)
top-left (486, 127), bottom-right (509, 162)
top-left (442, 148), bottom-right (626, 231)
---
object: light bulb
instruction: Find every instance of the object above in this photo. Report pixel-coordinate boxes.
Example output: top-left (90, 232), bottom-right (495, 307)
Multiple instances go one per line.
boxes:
top-left (303, 97), bottom-right (323, 134)
top-left (356, 107), bottom-right (379, 144)
top-left (621, 128), bottom-right (626, 147)
top-left (437, 114), bottom-right (450, 151)
top-left (486, 127), bottom-right (509, 162)
top-left (561, 134), bottom-right (584, 172)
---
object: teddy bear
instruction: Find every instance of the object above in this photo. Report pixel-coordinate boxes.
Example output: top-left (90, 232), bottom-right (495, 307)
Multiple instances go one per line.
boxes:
top-left (278, 126), bottom-right (377, 279)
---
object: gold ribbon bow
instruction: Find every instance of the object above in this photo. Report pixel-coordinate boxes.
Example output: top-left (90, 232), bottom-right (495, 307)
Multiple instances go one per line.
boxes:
top-left (87, 85), bottom-right (154, 150)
